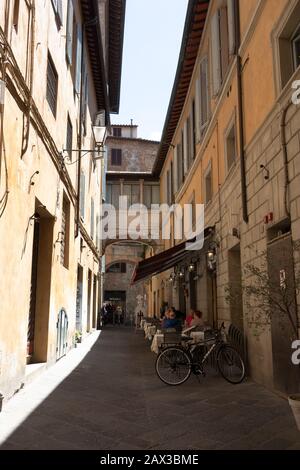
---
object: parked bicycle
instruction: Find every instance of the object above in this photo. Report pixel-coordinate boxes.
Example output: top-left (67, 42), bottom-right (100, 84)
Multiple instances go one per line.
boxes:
top-left (155, 323), bottom-right (246, 386)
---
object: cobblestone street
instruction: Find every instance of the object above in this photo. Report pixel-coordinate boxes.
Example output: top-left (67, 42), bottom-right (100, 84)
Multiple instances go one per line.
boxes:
top-left (0, 328), bottom-right (300, 450)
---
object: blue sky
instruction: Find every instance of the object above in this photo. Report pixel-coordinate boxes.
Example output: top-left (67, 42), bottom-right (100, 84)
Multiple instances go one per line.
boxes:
top-left (111, 0), bottom-right (189, 141)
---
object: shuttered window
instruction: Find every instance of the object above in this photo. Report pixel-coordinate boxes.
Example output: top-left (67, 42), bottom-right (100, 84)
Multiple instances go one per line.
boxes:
top-left (113, 127), bottom-right (122, 137)
top-left (66, 0), bottom-right (74, 65)
top-left (211, 11), bottom-right (222, 96)
top-left (66, 115), bottom-right (73, 160)
top-left (111, 148), bottom-right (122, 166)
top-left (220, 7), bottom-right (229, 79)
top-left (81, 54), bottom-right (88, 135)
top-left (183, 125), bottom-right (188, 176)
top-left (200, 57), bottom-right (209, 132)
top-left (192, 101), bottom-right (196, 160)
top-left (51, 0), bottom-right (63, 27)
top-left (91, 198), bottom-right (95, 240)
top-left (186, 116), bottom-right (191, 168)
top-left (205, 164), bottom-right (212, 204)
top-left (211, 3), bottom-right (233, 96)
top-left (227, 0), bottom-right (236, 56)
top-left (173, 145), bottom-right (178, 194)
top-left (46, 53), bottom-right (58, 117)
top-left (13, 0), bottom-right (20, 31)
top-left (80, 171), bottom-right (85, 219)
top-left (75, 24), bottom-right (83, 94)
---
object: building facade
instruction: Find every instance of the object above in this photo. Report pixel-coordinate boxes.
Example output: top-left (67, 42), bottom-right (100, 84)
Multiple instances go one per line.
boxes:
top-left (103, 124), bottom-right (159, 319)
top-left (0, 0), bottom-right (125, 401)
top-left (136, 0), bottom-right (300, 395)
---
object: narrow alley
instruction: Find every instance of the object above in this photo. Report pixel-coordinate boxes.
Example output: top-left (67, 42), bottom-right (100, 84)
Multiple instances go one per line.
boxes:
top-left (1, 328), bottom-right (300, 451)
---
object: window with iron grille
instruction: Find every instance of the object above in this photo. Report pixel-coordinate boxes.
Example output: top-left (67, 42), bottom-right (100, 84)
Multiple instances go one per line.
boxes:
top-left (66, 115), bottom-right (73, 161)
top-left (111, 148), bottom-right (122, 166)
top-left (113, 127), bottom-right (122, 137)
top-left (46, 53), bottom-right (58, 117)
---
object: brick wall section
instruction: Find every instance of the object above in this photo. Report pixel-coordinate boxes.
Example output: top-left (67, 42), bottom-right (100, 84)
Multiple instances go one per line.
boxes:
top-left (106, 137), bottom-right (159, 173)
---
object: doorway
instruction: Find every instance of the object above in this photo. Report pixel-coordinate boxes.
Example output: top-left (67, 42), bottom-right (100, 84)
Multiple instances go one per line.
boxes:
top-left (228, 245), bottom-right (244, 331)
top-left (87, 269), bottom-right (92, 332)
top-left (92, 274), bottom-right (97, 329)
top-left (56, 309), bottom-right (68, 361)
top-left (76, 265), bottom-right (83, 332)
top-left (27, 205), bottom-right (54, 363)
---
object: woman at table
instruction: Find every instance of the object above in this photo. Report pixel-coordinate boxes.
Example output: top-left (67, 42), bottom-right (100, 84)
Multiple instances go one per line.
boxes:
top-left (191, 310), bottom-right (204, 328)
top-left (185, 309), bottom-right (195, 328)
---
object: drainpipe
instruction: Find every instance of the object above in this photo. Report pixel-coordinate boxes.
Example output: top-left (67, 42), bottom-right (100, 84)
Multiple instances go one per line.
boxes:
top-left (280, 101), bottom-right (292, 220)
top-left (235, 0), bottom-right (248, 223)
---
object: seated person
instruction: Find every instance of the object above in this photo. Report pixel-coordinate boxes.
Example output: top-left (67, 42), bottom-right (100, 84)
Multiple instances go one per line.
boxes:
top-left (191, 310), bottom-right (204, 328)
top-left (161, 309), bottom-right (182, 331)
top-left (185, 309), bottom-right (195, 328)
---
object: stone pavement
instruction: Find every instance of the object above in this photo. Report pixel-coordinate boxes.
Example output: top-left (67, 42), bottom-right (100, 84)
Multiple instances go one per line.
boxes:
top-left (0, 327), bottom-right (300, 450)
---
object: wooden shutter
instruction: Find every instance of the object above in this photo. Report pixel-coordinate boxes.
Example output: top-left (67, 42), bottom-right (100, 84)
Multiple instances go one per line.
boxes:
top-left (75, 24), bottom-right (83, 94)
top-left (57, 0), bottom-right (63, 25)
top-left (195, 76), bottom-right (201, 142)
top-left (80, 171), bottom-right (85, 218)
top-left (91, 198), bottom-right (94, 239)
top-left (173, 145), bottom-right (178, 193)
top-left (81, 54), bottom-right (88, 135)
top-left (112, 149), bottom-right (122, 165)
top-left (66, 0), bottom-right (74, 65)
top-left (220, 7), bottom-right (229, 78)
top-left (166, 171), bottom-right (170, 205)
top-left (200, 57), bottom-right (209, 129)
top-left (211, 11), bottom-right (221, 96)
top-left (183, 121), bottom-right (188, 175)
top-left (227, 0), bottom-right (236, 56)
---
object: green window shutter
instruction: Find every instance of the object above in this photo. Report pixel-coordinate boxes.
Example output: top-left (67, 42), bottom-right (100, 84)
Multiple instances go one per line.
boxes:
top-left (80, 171), bottom-right (85, 219)
top-left (75, 24), bottom-right (83, 94)
top-left (227, 0), bottom-right (236, 56)
top-left (57, 0), bottom-right (63, 25)
top-left (66, 0), bottom-right (74, 65)
top-left (211, 10), bottom-right (221, 96)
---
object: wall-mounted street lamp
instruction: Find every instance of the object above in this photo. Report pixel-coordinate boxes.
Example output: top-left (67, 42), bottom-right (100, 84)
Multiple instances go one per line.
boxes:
top-left (206, 242), bottom-right (218, 273)
top-left (188, 259), bottom-right (197, 273)
top-left (62, 124), bottom-right (107, 161)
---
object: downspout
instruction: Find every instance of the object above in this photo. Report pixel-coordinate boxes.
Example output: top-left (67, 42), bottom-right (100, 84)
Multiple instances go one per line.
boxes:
top-left (235, 0), bottom-right (248, 223)
top-left (280, 101), bottom-right (292, 219)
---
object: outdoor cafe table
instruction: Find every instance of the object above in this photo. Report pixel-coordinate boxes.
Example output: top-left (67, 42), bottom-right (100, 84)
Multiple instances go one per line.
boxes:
top-left (151, 330), bottom-right (205, 354)
top-left (144, 324), bottom-right (157, 340)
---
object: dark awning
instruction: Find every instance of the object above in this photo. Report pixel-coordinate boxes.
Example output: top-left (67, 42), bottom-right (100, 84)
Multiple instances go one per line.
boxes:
top-left (131, 227), bottom-right (214, 284)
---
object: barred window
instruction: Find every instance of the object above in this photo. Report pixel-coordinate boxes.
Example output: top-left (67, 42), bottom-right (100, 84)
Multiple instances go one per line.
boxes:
top-left (46, 53), bottom-right (58, 117)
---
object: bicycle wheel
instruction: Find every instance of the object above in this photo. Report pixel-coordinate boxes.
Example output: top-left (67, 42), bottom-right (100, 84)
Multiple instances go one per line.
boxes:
top-left (217, 345), bottom-right (246, 384)
top-left (155, 347), bottom-right (191, 386)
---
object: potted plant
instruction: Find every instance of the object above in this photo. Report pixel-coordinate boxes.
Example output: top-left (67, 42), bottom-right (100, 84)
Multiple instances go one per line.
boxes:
top-left (75, 330), bottom-right (82, 345)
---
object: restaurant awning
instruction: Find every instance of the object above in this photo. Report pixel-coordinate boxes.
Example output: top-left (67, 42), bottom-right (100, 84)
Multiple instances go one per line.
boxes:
top-left (131, 227), bottom-right (214, 284)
